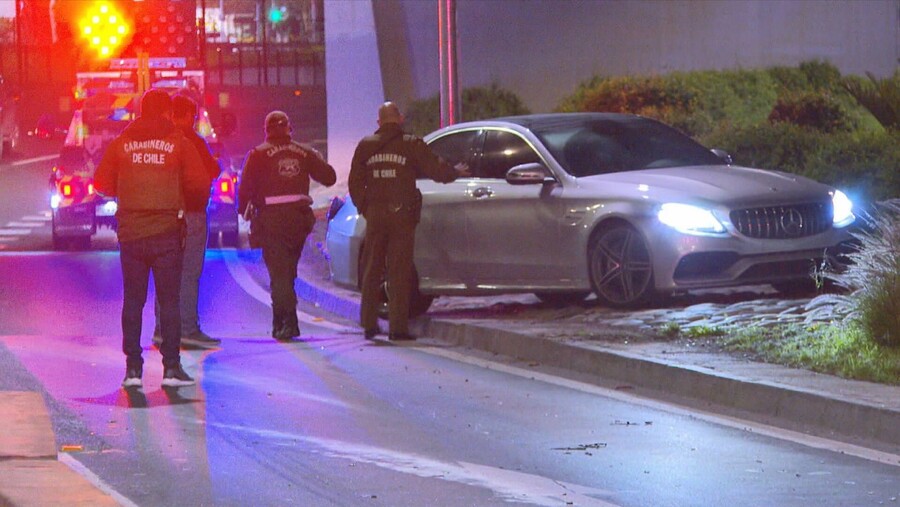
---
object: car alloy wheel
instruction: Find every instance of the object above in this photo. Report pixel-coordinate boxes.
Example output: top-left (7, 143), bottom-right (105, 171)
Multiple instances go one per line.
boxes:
top-left (589, 223), bottom-right (654, 307)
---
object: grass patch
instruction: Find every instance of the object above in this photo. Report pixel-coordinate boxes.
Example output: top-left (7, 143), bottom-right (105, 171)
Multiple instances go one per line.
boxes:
top-left (722, 323), bottom-right (900, 385)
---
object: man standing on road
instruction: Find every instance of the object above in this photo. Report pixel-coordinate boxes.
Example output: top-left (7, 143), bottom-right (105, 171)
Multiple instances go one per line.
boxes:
top-left (153, 94), bottom-right (222, 350)
top-left (349, 101), bottom-right (468, 341)
top-left (238, 111), bottom-right (337, 341)
top-left (94, 89), bottom-right (211, 388)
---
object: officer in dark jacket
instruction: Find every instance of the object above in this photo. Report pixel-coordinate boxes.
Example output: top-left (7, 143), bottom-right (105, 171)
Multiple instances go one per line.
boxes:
top-left (238, 111), bottom-right (337, 341)
top-left (94, 89), bottom-right (210, 388)
top-left (349, 102), bottom-right (468, 341)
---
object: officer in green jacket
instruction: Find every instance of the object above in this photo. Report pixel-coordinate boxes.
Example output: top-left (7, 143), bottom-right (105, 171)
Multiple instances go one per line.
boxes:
top-left (348, 102), bottom-right (469, 341)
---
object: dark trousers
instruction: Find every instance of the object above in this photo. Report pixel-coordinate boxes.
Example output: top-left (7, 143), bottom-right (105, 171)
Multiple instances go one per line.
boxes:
top-left (119, 228), bottom-right (184, 369)
top-left (360, 210), bottom-right (417, 334)
top-left (154, 210), bottom-right (208, 336)
top-left (259, 205), bottom-right (315, 334)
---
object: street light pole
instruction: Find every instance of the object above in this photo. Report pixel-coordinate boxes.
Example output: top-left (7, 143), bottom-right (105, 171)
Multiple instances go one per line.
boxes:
top-left (438, 0), bottom-right (460, 127)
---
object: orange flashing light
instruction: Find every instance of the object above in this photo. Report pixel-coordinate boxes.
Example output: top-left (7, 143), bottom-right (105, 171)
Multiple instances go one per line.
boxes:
top-left (78, 1), bottom-right (132, 59)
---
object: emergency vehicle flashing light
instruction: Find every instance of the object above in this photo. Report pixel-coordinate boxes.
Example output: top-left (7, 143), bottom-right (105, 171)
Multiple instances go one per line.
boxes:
top-left (78, 1), bottom-right (132, 59)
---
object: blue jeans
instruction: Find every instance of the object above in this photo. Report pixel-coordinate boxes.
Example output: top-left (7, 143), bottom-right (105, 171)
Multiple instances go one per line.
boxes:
top-left (120, 228), bottom-right (184, 369)
top-left (155, 211), bottom-right (208, 336)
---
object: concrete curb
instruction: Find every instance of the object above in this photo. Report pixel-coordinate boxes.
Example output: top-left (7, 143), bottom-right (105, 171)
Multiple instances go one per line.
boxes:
top-left (416, 319), bottom-right (900, 452)
top-left (294, 271), bottom-right (900, 454)
top-left (0, 392), bottom-right (117, 507)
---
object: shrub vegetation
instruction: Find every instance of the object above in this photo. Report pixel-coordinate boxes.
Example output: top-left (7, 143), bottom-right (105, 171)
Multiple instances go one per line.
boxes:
top-left (404, 83), bottom-right (530, 137)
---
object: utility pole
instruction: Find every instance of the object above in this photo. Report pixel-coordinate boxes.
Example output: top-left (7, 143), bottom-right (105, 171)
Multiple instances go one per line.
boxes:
top-left (14, 0), bottom-right (23, 87)
top-left (438, 0), bottom-right (460, 127)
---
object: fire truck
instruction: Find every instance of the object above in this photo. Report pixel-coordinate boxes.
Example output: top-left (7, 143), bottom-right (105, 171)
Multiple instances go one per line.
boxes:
top-left (49, 56), bottom-right (239, 249)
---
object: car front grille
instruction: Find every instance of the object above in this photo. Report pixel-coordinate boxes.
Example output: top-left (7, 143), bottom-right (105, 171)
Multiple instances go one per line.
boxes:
top-left (730, 202), bottom-right (832, 239)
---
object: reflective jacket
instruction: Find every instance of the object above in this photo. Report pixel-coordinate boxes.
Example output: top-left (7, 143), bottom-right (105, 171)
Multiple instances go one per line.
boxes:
top-left (94, 116), bottom-right (208, 242)
top-left (348, 123), bottom-right (458, 218)
top-left (237, 135), bottom-right (337, 216)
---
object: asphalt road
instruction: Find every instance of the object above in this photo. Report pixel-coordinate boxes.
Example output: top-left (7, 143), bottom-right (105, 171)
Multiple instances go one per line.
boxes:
top-left (0, 245), bottom-right (898, 506)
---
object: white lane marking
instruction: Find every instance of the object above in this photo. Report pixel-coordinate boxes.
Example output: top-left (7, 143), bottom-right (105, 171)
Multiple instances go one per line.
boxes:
top-left (421, 347), bottom-right (900, 468)
top-left (58, 453), bottom-right (140, 507)
top-left (10, 154), bottom-right (58, 166)
top-left (0, 237), bottom-right (16, 242)
top-left (6, 222), bottom-right (43, 228)
top-left (222, 250), bottom-right (347, 331)
top-left (0, 228), bottom-right (30, 235)
top-left (212, 422), bottom-right (619, 507)
top-left (21, 215), bottom-right (52, 222)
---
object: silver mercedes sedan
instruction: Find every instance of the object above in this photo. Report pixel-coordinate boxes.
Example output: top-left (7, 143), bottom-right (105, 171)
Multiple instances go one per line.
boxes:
top-left (325, 113), bottom-right (856, 314)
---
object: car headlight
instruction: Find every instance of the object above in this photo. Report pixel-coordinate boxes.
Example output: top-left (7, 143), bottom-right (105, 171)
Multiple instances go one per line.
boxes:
top-left (658, 203), bottom-right (726, 235)
top-left (831, 189), bottom-right (854, 228)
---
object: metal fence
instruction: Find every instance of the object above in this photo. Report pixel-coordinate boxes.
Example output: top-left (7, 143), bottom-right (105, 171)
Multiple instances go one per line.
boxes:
top-left (0, 42), bottom-right (325, 88)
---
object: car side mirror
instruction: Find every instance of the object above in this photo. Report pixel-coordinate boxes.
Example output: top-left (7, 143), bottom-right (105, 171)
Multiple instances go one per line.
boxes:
top-left (506, 162), bottom-right (552, 185)
top-left (711, 149), bottom-right (733, 165)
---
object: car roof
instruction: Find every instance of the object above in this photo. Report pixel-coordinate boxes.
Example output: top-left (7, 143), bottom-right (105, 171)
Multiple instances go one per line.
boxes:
top-left (430, 112), bottom-right (650, 136)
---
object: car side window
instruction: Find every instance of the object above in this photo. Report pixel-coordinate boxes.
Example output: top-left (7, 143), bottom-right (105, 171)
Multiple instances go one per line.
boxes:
top-left (480, 130), bottom-right (541, 179)
top-left (426, 130), bottom-right (480, 180)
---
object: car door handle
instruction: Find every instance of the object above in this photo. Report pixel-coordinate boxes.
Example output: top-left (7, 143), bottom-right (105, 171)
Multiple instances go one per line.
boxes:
top-left (471, 186), bottom-right (493, 199)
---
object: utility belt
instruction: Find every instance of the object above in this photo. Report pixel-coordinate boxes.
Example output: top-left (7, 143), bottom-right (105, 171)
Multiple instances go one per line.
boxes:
top-left (264, 194), bottom-right (313, 206)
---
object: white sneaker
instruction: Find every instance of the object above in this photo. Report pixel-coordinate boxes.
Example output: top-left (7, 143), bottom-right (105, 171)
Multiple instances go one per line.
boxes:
top-left (161, 364), bottom-right (195, 387)
top-left (122, 366), bottom-right (143, 388)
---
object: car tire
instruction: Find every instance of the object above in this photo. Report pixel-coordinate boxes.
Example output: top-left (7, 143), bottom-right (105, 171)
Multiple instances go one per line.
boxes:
top-left (534, 291), bottom-right (590, 306)
top-left (52, 233), bottom-right (67, 250)
top-left (588, 222), bottom-right (655, 308)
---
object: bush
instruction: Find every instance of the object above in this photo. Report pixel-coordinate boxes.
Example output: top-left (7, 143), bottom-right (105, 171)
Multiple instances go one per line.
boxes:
top-left (768, 92), bottom-right (852, 133)
top-left (822, 199), bottom-right (900, 347)
top-left (701, 124), bottom-right (900, 201)
top-left (404, 83), bottom-right (530, 137)
top-left (558, 70), bottom-right (778, 137)
top-left (843, 70), bottom-right (900, 130)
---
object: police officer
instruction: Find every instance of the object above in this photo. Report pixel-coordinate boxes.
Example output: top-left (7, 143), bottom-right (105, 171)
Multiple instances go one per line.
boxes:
top-left (349, 102), bottom-right (469, 341)
top-left (238, 111), bottom-right (337, 341)
top-left (94, 89), bottom-right (210, 388)
top-left (153, 94), bottom-right (222, 350)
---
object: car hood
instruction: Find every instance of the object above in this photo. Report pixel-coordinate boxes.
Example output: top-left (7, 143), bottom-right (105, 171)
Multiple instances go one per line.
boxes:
top-left (576, 165), bottom-right (835, 206)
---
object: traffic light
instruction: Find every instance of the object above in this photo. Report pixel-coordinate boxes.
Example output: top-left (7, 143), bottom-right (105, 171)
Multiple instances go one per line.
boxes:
top-left (77, 1), bottom-right (132, 58)
top-left (268, 7), bottom-right (285, 24)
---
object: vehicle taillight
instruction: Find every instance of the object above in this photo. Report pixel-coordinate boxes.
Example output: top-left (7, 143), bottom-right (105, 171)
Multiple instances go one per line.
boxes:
top-left (57, 177), bottom-right (94, 200)
top-left (220, 179), bottom-right (231, 193)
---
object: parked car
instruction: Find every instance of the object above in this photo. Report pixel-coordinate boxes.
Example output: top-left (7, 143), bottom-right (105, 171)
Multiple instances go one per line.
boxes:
top-left (325, 113), bottom-right (857, 315)
top-left (206, 137), bottom-right (240, 247)
top-left (0, 75), bottom-right (19, 158)
top-left (49, 144), bottom-right (118, 250)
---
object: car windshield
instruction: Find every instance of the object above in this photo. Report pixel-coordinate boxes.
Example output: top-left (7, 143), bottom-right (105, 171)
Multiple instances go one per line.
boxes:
top-left (531, 117), bottom-right (722, 177)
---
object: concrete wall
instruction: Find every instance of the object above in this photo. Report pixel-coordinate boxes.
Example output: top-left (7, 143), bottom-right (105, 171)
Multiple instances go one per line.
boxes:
top-left (323, 1), bottom-right (386, 195)
top-left (325, 0), bottom-right (899, 187)
top-left (403, 0), bottom-right (899, 113)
